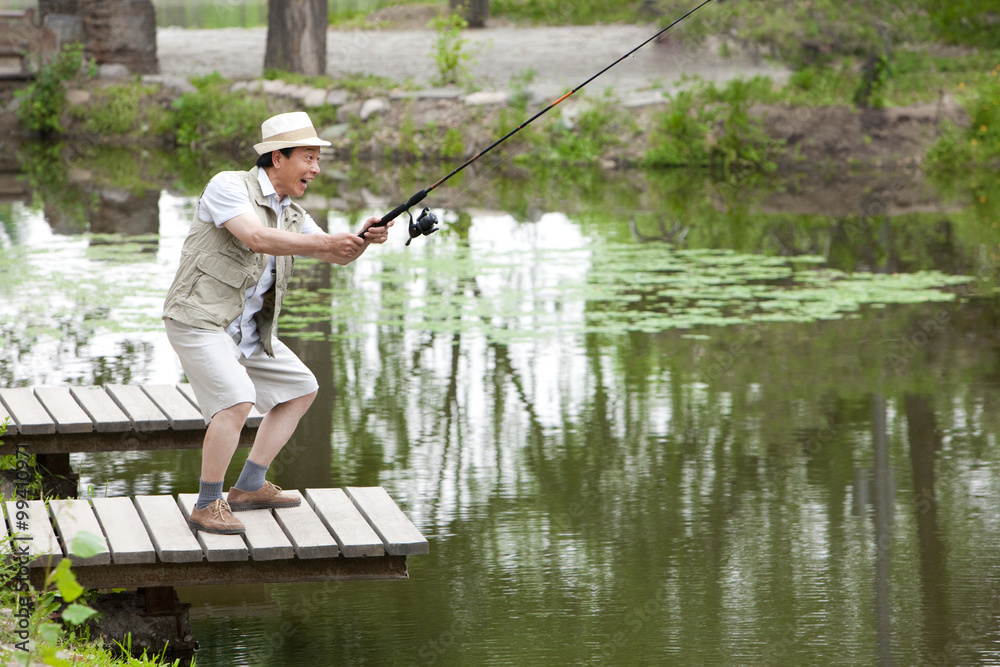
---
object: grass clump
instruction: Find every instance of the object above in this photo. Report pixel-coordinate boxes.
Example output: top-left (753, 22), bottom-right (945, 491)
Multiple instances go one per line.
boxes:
top-left (168, 72), bottom-right (270, 152)
top-left (927, 63), bottom-right (1000, 170)
top-left (644, 77), bottom-right (781, 172)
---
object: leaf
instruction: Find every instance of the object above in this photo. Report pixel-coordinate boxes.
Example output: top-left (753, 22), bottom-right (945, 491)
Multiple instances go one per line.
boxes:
top-left (38, 621), bottom-right (62, 643)
top-left (52, 560), bottom-right (84, 603)
top-left (61, 602), bottom-right (99, 626)
top-left (70, 530), bottom-right (104, 559)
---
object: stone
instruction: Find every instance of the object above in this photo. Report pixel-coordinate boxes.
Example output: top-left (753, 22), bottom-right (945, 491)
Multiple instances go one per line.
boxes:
top-left (66, 88), bottom-right (91, 105)
top-left (325, 89), bottom-right (350, 106)
top-left (303, 88), bottom-right (328, 108)
top-left (261, 79), bottom-right (286, 95)
top-left (97, 63), bottom-right (130, 79)
top-left (319, 124), bottom-right (350, 141)
top-left (143, 74), bottom-right (196, 95)
top-left (359, 98), bottom-right (389, 121)
top-left (336, 101), bottom-right (363, 124)
top-left (462, 90), bottom-right (509, 106)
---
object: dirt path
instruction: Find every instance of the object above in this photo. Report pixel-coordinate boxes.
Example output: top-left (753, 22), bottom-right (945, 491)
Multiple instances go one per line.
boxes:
top-left (157, 24), bottom-right (789, 99)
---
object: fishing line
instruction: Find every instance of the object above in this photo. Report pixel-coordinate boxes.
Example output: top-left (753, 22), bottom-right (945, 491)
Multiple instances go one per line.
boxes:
top-left (362, 0), bottom-right (717, 245)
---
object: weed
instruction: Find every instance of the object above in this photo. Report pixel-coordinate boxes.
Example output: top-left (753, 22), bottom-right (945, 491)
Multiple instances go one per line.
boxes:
top-left (168, 72), bottom-right (270, 152)
top-left (430, 12), bottom-right (472, 87)
top-left (15, 43), bottom-right (92, 136)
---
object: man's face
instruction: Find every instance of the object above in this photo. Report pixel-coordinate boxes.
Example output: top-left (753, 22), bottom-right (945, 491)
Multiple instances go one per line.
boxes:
top-left (271, 147), bottom-right (321, 198)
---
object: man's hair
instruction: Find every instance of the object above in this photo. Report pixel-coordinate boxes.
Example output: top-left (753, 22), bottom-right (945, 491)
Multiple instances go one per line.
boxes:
top-left (256, 147), bottom-right (295, 169)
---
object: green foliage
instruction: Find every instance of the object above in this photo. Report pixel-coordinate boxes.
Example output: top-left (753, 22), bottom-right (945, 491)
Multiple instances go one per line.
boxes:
top-left (927, 64), bottom-right (1000, 170)
top-left (492, 0), bottom-right (639, 24)
top-left (667, 0), bottom-right (925, 70)
top-left (430, 12), bottom-right (472, 87)
top-left (76, 82), bottom-right (164, 136)
top-left (168, 72), bottom-right (270, 152)
top-left (540, 96), bottom-right (628, 164)
top-left (15, 43), bottom-right (90, 135)
top-left (853, 53), bottom-right (891, 109)
top-left (926, 0), bottom-right (1000, 48)
top-left (644, 77), bottom-right (781, 171)
top-left (440, 126), bottom-right (466, 159)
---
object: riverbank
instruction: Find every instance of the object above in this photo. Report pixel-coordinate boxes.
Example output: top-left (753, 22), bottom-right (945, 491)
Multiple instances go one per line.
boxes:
top-left (0, 21), bottom-right (979, 175)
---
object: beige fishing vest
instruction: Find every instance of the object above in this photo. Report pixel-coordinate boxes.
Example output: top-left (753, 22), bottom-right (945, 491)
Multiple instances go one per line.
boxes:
top-left (162, 167), bottom-right (305, 357)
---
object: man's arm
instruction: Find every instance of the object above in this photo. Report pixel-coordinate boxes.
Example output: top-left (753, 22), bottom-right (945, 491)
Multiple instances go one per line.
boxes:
top-left (222, 214), bottom-right (391, 265)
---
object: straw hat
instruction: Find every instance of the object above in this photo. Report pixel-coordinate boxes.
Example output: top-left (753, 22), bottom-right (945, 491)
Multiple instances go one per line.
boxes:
top-left (253, 112), bottom-right (331, 155)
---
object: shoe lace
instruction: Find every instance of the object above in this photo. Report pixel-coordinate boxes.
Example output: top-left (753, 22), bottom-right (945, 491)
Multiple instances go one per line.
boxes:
top-left (212, 499), bottom-right (233, 519)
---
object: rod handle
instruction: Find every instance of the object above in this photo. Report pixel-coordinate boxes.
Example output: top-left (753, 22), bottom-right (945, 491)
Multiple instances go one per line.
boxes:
top-left (359, 189), bottom-right (429, 238)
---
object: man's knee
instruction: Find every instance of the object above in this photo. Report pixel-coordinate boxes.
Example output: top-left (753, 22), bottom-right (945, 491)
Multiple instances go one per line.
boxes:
top-left (212, 401), bottom-right (254, 425)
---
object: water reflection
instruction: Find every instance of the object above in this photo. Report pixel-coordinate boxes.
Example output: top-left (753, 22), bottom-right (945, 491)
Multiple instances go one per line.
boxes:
top-left (2, 146), bottom-right (1000, 665)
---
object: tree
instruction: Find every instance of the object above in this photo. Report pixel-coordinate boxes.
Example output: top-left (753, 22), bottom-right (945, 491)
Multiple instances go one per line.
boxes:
top-left (449, 0), bottom-right (489, 28)
top-left (264, 0), bottom-right (328, 76)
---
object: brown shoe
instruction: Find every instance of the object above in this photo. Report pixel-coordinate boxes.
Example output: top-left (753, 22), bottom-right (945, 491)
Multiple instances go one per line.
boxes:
top-left (227, 481), bottom-right (302, 511)
top-left (188, 499), bottom-right (245, 535)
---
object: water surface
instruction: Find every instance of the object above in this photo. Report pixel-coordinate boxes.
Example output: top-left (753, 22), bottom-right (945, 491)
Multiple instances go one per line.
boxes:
top-left (1, 152), bottom-right (998, 666)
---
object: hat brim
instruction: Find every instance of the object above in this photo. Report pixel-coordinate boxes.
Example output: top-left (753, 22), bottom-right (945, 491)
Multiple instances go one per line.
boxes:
top-left (254, 137), bottom-right (332, 155)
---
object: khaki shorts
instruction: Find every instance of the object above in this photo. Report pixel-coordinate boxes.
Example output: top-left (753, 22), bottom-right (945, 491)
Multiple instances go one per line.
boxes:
top-left (164, 319), bottom-right (319, 421)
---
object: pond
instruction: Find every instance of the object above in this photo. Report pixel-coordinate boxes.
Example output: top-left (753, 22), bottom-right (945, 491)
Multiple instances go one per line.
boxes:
top-left (2, 146), bottom-right (999, 666)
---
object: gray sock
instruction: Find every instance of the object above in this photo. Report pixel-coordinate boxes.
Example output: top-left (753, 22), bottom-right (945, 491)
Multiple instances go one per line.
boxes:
top-left (234, 459), bottom-right (269, 492)
top-left (195, 479), bottom-right (223, 510)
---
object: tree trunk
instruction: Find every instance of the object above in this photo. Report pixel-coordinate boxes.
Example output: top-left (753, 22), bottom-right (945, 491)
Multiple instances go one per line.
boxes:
top-left (264, 0), bottom-right (328, 76)
top-left (449, 0), bottom-right (489, 28)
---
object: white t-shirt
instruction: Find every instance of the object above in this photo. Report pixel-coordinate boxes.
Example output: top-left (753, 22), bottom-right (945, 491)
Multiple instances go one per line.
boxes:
top-left (198, 169), bottom-right (321, 357)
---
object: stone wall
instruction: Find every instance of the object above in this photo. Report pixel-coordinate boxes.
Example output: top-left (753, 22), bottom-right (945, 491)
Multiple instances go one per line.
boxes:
top-left (38, 0), bottom-right (158, 74)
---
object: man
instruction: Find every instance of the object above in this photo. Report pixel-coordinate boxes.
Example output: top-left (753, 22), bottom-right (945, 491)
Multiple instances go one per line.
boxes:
top-left (163, 111), bottom-right (392, 534)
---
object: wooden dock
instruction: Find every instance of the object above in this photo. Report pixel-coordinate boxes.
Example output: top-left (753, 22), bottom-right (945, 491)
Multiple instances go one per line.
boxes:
top-left (4, 487), bottom-right (429, 590)
top-left (0, 384), bottom-right (260, 455)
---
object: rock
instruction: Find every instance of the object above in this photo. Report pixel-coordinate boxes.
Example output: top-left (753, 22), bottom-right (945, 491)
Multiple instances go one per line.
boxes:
top-left (303, 88), bottom-right (328, 108)
top-left (336, 101), bottom-right (363, 124)
top-left (462, 90), bottom-right (509, 106)
top-left (360, 98), bottom-right (390, 121)
top-left (325, 89), bottom-right (350, 106)
top-left (66, 89), bottom-right (91, 105)
top-left (142, 74), bottom-right (196, 95)
top-left (319, 123), bottom-right (350, 141)
top-left (97, 63), bottom-right (131, 80)
top-left (261, 79), bottom-right (286, 95)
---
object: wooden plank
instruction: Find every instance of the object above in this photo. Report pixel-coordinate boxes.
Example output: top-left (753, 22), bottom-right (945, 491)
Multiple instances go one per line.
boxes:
top-left (346, 487), bottom-right (429, 556)
top-left (91, 497), bottom-right (157, 565)
top-left (48, 499), bottom-right (111, 566)
top-left (141, 385), bottom-right (206, 430)
top-left (176, 383), bottom-right (264, 428)
top-left (70, 386), bottom-right (131, 433)
top-left (176, 494), bottom-right (248, 563)
top-left (239, 509), bottom-right (294, 561)
top-left (38, 555), bottom-right (409, 590)
top-left (105, 384), bottom-right (169, 432)
top-left (3, 499), bottom-right (63, 566)
top-left (0, 387), bottom-right (56, 435)
top-left (305, 488), bottom-right (384, 558)
top-left (34, 387), bottom-right (94, 434)
top-left (134, 495), bottom-right (203, 563)
top-left (272, 492), bottom-right (339, 559)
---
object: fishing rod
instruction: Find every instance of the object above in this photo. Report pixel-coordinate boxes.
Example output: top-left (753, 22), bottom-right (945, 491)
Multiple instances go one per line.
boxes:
top-left (363, 0), bottom-right (717, 246)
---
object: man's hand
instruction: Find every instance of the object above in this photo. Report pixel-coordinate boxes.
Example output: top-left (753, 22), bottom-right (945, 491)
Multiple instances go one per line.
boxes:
top-left (359, 216), bottom-right (392, 245)
top-left (311, 217), bottom-right (392, 265)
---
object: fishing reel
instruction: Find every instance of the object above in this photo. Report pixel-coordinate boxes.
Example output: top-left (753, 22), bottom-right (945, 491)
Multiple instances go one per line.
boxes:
top-left (405, 207), bottom-right (440, 246)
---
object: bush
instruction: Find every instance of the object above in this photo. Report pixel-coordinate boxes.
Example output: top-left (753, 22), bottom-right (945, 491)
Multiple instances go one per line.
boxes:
top-left (15, 43), bottom-right (90, 135)
top-left (168, 72), bottom-right (270, 152)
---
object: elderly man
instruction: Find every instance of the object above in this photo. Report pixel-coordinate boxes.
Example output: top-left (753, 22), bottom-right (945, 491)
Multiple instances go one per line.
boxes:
top-left (163, 111), bottom-right (391, 534)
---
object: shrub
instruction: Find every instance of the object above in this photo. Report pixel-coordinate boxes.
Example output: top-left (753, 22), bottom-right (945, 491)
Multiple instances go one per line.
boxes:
top-left (15, 43), bottom-right (90, 135)
top-left (168, 72), bottom-right (270, 152)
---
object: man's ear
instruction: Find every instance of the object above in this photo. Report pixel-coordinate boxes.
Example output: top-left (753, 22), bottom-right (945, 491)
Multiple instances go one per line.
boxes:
top-left (271, 149), bottom-right (284, 167)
